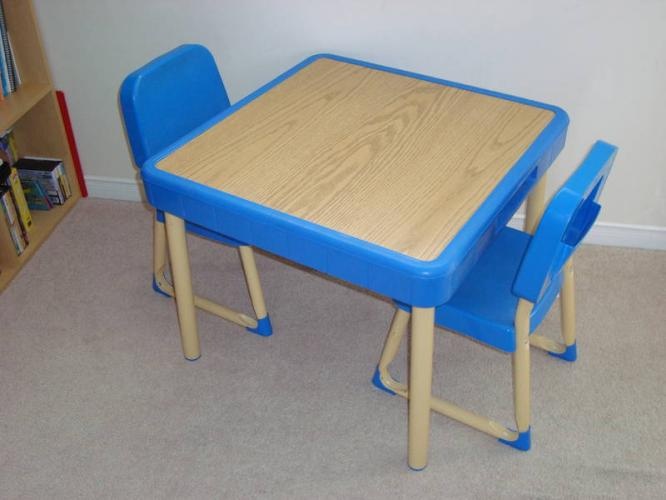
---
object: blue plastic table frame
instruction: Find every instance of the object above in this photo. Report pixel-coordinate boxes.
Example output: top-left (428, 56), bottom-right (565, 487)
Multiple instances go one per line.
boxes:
top-left (140, 53), bottom-right (569, 469)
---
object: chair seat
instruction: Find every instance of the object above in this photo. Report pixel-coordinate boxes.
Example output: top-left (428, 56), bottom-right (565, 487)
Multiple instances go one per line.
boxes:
top-left (155, 209), bottom-right (244, 247)
top-left (434, 227), bottom-right (562, 352)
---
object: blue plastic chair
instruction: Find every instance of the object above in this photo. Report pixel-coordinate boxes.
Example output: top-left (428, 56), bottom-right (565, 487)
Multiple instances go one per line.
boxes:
top-left (373, 141), bottom-right (617, 451)
top-left (119, 44), bottom-right (272, 338)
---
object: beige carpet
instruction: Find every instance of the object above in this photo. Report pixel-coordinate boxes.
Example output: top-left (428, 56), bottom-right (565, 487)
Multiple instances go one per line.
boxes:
top-left (1, 198), bottom-right (665, 499)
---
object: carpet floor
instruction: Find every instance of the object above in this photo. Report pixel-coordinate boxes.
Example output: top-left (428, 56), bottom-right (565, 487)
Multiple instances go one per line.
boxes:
top-left (1, 198), bottom-right (665, 499)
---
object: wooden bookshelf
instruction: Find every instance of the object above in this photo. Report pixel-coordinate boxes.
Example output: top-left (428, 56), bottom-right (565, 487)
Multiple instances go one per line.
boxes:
top-left (0, 0), bottom-right (81, 292)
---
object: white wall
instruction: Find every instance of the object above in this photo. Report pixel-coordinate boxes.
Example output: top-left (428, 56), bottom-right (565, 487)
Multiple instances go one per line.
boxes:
top-left (32, 0), bottom-right (666, 234)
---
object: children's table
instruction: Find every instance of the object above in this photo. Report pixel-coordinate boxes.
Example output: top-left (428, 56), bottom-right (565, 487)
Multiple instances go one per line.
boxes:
top-left (141, 54), bottom-right (568, 470)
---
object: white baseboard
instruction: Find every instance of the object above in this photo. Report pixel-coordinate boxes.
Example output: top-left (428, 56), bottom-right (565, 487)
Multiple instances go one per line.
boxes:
top-left (86, 176), bottom-right (666, 251)
top-left (585, 221), bottom-right (666, 250)
top-left (85, 175), bottom-right (145, 202)
top-left (508, 215), bottom-right (666, 250)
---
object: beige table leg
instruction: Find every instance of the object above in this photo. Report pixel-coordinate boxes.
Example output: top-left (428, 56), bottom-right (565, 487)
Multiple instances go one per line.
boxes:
top-left (524, 174), bottom-right (547, 234)
top-left (164, 213), bottom-right (200, 361)
top-left (513, 299), bottom-right (532, 435)
top-left (408, 306), bottom-right (435, 471)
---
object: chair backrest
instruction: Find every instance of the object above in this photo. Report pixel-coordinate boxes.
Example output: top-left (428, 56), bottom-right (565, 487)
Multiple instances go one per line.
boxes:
top-left (513, 140), bottom-right (618, 303)
top-left (119, 44), bottom-right (231, 167)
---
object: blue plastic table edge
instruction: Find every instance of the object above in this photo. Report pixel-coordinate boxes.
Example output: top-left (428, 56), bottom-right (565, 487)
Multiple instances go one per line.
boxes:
top-left (141, 53), bottom-right (569, 307)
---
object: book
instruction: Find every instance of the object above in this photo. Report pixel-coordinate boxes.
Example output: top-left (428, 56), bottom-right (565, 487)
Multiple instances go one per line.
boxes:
top-left (7, 31), bottom-right (19, 87)
top-left (0, 30), bottom-right (9, 97)
top-left (20, 178), bottom-right (52, 210)
top-left (0, 0), bottom-right (16, 93)
top-left (56, 162), bottom-right (72, 200)
top-left (15, 157), bottom-right (69, 206)
top-left (0, 161), bottom-right (32, 239)
top-left (0, 129), bottom-right (18, 165)
top-left (0, 186), bottom-right (26, 255)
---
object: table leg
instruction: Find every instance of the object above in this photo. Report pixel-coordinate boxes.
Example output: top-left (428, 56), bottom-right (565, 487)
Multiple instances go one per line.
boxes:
top-left (513, 299), bottom-right (532, 435)
top-left (524, 173), bottom-right (547, 234)
top-left (408, 306), bottom-right (435, 471)
top-left (164, 213), bottom-right (200, 361)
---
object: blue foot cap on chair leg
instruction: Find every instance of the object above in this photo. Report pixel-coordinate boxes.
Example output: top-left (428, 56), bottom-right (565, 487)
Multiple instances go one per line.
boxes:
top-left (499, 427), bottom-right (531, 451)
top-left (246, 315), bottom-right (273, 337)
top-left (549, 343), bottom-right (577, 362)
top-left (372, 366), bottom-right (396, 396)
top-left (152, 276), bottom-right (171, 298)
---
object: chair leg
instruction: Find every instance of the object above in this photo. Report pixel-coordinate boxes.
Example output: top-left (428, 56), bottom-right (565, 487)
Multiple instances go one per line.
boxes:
top-left (374, 306), bottom-right (528, 453)
top-left (152, 215), bottom-right (269, 334)
top-left (554, 257), bottom-right (577, 361)
top-left (238, 246), bottom-right (273, 336)
top-left (530, 257), bottom-right (577, 361)
top-left (164, 213), bottom-right (201, 361)
top-left (373, 308), bottom-right (411, 395)
top-left (152, 218), bottom-right (172, 297)
top-left (500, 299), bottom-right (532, 451)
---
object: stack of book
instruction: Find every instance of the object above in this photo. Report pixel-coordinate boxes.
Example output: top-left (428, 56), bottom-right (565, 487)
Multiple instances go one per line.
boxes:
top-left (0, 0), bottom-right (20, 98)
top-left (0, 129), bottom-right (72, 257)
top-left (15, 156), bottom-right (72, 209)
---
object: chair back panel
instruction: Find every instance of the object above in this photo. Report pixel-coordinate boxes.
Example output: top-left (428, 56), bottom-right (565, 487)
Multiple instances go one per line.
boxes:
top-left (513, 140), bottom-right (618, 302)
top-left (120, 44), bottom-right (231, 167)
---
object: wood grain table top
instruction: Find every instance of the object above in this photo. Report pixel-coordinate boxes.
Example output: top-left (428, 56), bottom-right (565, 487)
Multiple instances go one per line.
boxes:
top-left (157, 57), bottom-right (554, 261)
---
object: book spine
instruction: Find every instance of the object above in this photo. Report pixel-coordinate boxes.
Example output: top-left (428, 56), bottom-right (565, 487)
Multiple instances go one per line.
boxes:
top-left (56, 162), bottom-right (71, 199)
top-left (0, 129), bottom-right (17, 164)
top-left (52, 166), bottom-right (65, 204)
top-left (9, 222), bottom-right (25, 254)
top-left (6, 166), bottom-right (32, 236)
top-left (1, 187), bottom-right (16, 226)
top-left (0, 189), bottom-right (26, 255)
top-left (0, 0), bottom-right (15, 92)
top-left (7, 130), bottom-right (18, 162)
top-left (0, 31), bottom-right (8, 97)
top-left (7, 32), bottom-right (18, 86)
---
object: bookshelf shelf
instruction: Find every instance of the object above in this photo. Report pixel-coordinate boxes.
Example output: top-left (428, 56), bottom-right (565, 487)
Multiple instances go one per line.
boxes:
top-left (0, 201), bottom-right (76, 290)
top-left (0, 0), bottom-right (81, 292)
top-left (0, 82), bottom-right (51, 131)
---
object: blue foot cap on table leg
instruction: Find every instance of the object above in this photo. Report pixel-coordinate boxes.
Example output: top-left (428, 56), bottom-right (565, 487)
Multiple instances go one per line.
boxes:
top-left (499, 427), bottom-right (531, 451)
top-left (246, 315), bottom-right (273, 337)
top-left (372, 366), bottom-right (396, 395)
top-left (152, 276), bottom-right (171, 298)
top-left (549, 343), bottom-right (577, 362)
top-left (408, 464), bottom-right (427, 472)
